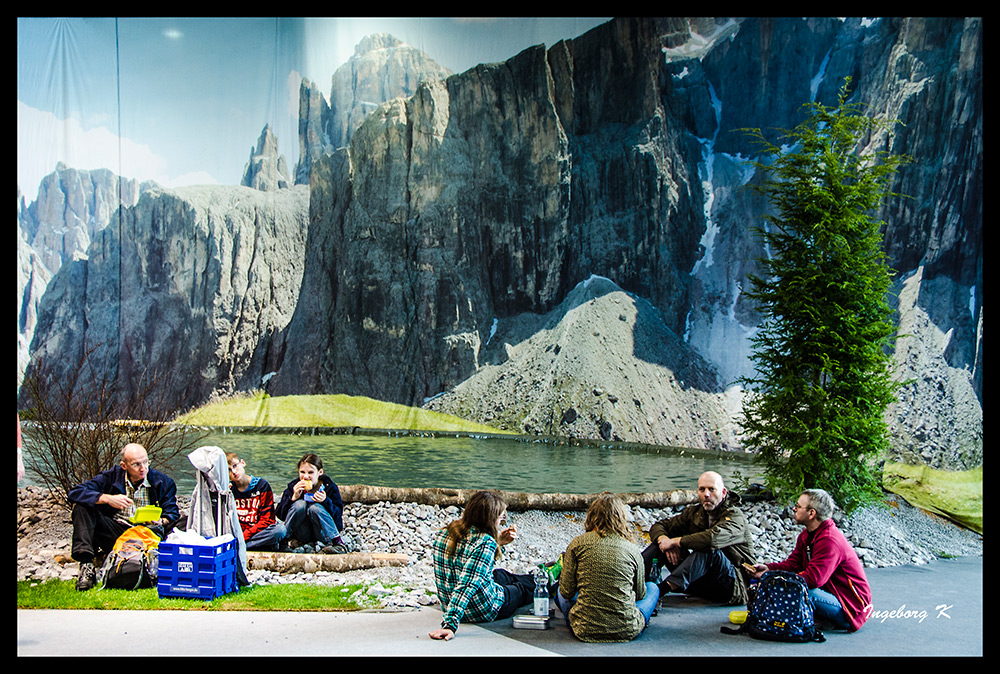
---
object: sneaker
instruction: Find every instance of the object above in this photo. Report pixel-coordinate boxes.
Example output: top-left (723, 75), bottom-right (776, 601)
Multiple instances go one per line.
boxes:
top-left (319, 543), bottom-right (349, 555)
top-left (658, 579), bottom-right (680, 595)
top-left (76, 562), bottom-right (96, 591)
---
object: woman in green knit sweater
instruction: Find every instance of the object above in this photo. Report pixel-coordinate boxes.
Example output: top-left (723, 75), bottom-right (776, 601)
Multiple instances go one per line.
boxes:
top-left (554, 493), bottom-right (660, 642)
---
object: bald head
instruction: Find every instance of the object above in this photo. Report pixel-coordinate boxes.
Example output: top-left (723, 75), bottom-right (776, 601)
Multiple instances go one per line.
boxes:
top-left (697, 471), bottom-right (727, 511)
top-left (120, 443), bottom-right (149, 483)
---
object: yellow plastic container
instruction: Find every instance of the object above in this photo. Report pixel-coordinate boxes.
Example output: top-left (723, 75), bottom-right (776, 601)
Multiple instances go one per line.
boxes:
top-left (729, 610), bottom-right (748, 624)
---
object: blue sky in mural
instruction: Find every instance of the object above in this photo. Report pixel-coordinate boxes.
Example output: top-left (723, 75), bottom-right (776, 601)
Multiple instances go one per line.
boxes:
top-left (17, 17), bottom-right (610, 203)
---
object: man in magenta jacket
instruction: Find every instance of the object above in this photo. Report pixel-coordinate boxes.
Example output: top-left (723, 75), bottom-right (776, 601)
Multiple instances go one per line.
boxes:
top-left (752, 489), bottom-right (873, 631)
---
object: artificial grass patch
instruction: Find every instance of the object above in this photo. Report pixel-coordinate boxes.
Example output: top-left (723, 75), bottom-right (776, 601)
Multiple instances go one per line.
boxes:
top-left (174, 391), bottom-right (509, 435)
top-left (17, 578), bottom-right (377, 611)
top-left (882, 462), bottom-right (982, 533)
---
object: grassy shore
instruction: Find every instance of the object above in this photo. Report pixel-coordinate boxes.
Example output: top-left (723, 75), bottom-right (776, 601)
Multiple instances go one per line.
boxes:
top-left (174, 391), bottom-right (511, 435)
top-left (16, 579), bottom-right (393, 611)
top-left (882, 462), bottom-right (983, 533)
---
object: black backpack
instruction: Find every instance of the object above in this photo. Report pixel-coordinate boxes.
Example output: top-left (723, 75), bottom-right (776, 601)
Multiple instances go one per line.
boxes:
top-left (98, 525), bottom-right (161, 590)
top-left (722, 570), bottom-right (825, 643)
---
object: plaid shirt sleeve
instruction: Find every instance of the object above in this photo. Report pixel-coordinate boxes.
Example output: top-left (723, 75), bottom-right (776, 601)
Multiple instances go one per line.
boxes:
top-left (433, 530), bottom-right (504, 632)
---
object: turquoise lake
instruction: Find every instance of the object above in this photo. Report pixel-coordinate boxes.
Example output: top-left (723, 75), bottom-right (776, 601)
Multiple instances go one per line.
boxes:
top-left (22, 429), bottom-right (761, 497)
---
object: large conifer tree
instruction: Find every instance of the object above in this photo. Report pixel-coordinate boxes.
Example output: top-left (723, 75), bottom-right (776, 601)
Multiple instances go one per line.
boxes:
top-left (739, 80), bottom-right (908, 512)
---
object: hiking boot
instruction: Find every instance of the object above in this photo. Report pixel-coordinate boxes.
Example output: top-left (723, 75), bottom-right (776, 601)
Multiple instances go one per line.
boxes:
top-left (319, 543), bottom-right (349, 555)
top-left (76, 562), bottom-right (96, 591)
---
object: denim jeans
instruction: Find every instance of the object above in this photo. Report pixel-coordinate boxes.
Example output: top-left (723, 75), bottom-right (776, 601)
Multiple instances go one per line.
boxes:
top-left (554, 581), bottom-right (660, 628)
top-left (245, 521), bottom-right (287, 551)
top-left (809, 586), bottom-right (851, 630)
top-left (636, 582), bottom-right (661, 623)
top-left (283, 499), bottom-right (340, 545)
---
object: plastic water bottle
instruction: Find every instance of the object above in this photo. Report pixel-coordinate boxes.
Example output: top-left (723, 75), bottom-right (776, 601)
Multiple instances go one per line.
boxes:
top-left (649, 557), bottom-right (660, 584)
top-left (533, 569), bottom-right (550, 616)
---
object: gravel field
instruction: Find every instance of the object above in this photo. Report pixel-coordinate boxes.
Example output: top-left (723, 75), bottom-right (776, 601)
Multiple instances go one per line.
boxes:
top-left (18, 485), bottom-right (982, 611)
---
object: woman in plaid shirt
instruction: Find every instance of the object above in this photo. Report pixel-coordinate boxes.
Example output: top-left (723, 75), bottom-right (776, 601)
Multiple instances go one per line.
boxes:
top-left (428, 491), bottom-right (535, 640)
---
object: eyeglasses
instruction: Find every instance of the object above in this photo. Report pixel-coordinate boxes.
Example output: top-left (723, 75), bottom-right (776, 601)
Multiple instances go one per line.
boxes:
top-left (792, 503), bottom-right (814, 512)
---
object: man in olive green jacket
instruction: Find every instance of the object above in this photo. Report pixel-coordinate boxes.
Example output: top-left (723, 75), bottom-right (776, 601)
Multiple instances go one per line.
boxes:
top-left (643, 471), bottom-right (758, 605)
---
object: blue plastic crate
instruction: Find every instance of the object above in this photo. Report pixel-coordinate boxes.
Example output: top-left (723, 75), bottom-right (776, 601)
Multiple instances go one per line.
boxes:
top-left (157, 537), bottom-right (238, 600)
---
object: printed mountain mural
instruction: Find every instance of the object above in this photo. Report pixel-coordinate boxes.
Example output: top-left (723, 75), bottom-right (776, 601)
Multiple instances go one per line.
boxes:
top-left (19, 18), bottom-right (982, 471)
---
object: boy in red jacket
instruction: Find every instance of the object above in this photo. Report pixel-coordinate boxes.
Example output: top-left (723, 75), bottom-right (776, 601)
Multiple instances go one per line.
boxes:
top-left (228, 452), bottom-right (286, 551)
top-left (753, 489), bottom-right (873, 631)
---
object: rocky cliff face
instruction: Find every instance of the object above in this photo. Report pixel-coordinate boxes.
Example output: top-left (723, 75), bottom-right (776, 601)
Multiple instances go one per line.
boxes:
top-left (328, 33), bottom-right (452, 151)
top-left (294, 78), bottom-right (332, 185)
top-left (19, 32), bottom-right (451, 407)
top-left (19, 163), bottom-right (147, 274)
top-left (241, 124), bottom-right (292, 191)
top-left (17, 224), bottom-right (51, 389)
top-left (23, 19), bottom-right (982, 471)
top-left (860, 18), bottom-right (983, 469)
top-left (273, 17), bottom-right (981, 468)
top-left (23, 184), bottom-right (310, 412)
top-left (17, 165), bottom-right (152, 390)
top-left (294, 33), bottom-right (451, 185)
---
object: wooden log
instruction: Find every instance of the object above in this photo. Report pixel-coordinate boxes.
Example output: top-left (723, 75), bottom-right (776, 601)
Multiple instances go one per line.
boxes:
top-left (337, 484), bottom-right (699, 510)
top-left (246, 550), bottom-right (410, 573)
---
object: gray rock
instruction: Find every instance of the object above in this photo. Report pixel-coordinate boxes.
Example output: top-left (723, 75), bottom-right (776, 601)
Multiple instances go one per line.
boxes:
top-left (240, 124), bottom-right (291, 191)
top-left (22, 184), bottom-right (310, 411)
top-left (327, 33), bottom-right (452, 151)
top-left (293, 33), bottom-right (452, 185)
top-left (16, 486), bottom-right (982, 612)
top-left (17, 166), bottom-right (153, 390)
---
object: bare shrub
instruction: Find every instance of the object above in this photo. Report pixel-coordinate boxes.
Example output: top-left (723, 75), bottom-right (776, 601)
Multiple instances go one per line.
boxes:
top-left (18, 344), bottom-right (208, 505)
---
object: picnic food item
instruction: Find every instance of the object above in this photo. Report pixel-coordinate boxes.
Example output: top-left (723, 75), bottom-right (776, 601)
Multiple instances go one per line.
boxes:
top-left (130, 505), bottom-right (162, 524)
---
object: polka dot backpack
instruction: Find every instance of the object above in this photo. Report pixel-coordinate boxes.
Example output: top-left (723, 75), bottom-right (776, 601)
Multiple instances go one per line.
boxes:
top-left (722, 570), bottom-right (825, 643)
